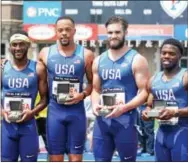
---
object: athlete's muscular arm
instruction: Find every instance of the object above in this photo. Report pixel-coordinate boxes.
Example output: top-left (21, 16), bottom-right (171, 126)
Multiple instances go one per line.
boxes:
top-left (142, 77), bottom-right (154, 121)
top-left (159, 71), bottom-right (188, 119)
top-left (106, 54), bottom-right (150, 118)
top-left (17, 61), bottom-right (48, 123)
top-left (33, 61), bottom-right (49, 115)
top-left (65, 49), bottom-right (94, 105)
top-left (82, 49), bottom-right (94, 97)
top-left (184, 70), bottom-right (188, 91)
top-left (91, 56), bottom-right (103, 116)
top-left (176, 71), bottom-right (188, 117)
top-left (38, 47), bottom-right (49, 66)
top-left (0, 59), bottom-right (11, 123)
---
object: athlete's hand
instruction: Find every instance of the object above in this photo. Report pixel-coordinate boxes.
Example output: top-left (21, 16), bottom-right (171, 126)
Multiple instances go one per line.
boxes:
top-left (142, 109), bottom-right (151, 121)
top-left (1, 110), bottom-right (11, 123)
top-left (0, 59), bottom-right (7, 70)
top-left (92, 104), bottom-right (103, 116)
top-left (158, 108), bottom-right (176, 120)
top-left (64, 92), bottom-right (84, 105)
top-left (105, 104), bottom-right (125, 118)
top-left (16, 109), bottom-right (34, 123)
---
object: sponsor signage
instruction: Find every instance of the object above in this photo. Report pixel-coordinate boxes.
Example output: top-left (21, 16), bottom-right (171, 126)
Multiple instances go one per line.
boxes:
top-left (74, 24), bottom-right (98, 40)
top-left (160, 1), bottom-right (188, 19)
top-left (98, 25), bottom-right (174, 40)
top-left (23, 24), bottom-right (98, 41)
top-left (23, 25), bottom-right (56, 41)
top-left (23, 1), bottom-right (62, 24)
top-left (174, 25), bottom-right (188, 40)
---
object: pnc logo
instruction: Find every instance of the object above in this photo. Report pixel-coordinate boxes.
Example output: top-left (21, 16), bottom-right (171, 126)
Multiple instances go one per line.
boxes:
top-left (27, 7), bottom-right (60, 17)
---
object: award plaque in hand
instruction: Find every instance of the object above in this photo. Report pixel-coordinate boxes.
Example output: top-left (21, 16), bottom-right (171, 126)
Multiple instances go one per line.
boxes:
top-left (99, 94), bottom-right (116, 116)
top-left (56, 83), bottom-right (72, 104)
top-left (8, 100), bottom-right (23, 122)
top-left (147, 100), bottom-right (166, 118)
top-left (158, 101), bottom-right (179, 125)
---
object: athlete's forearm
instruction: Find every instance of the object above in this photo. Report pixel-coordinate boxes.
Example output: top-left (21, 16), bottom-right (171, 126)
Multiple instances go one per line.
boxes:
top-left (31, 95), bottom-right (49, 116)
top-left (175, 107), bottom-right (188, 117)
top-left (122, 89), bottom-right (148, 112)
top-left (91, 89), bottom-right (101, 107)
top-left (82, 83), bottom-right (92, 97)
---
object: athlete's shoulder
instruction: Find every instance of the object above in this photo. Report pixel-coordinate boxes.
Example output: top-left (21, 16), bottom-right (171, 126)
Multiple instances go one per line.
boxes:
top-left (100, 50), bottom-right (108, 57)
top-left (132, 51), bottom-right (149, 72)
top-left (38, 44), bottom-right (54, 65)
top-left (182, 68), bottom-right (188, 90)
top-left (83, 47), bottom-right (94, 58)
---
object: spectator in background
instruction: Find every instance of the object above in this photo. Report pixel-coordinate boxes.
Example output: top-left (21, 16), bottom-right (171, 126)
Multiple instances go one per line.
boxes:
top-left (137, 104), bottom-right (154, 156)
top-left (84, 95), bottom-right (95, 153)
top-left (35, 93), bottom-right (48, 152)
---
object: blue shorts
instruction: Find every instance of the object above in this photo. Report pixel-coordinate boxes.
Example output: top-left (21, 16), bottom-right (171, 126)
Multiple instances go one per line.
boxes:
top-left (155, 125), bottom-right (188, 161)
top-left (47, 102), bottom-right (87, 155)
top-left (93, 115), bottom-right (138, 161)
top-left (1, 119), bottom-right (39, 162)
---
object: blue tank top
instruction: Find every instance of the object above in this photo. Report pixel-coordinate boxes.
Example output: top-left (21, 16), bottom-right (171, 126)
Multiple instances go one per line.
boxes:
top-left (47, 44), bottom-right (85, 105)
top-left (98, 49), bottom-right (138, 122)
top-left (1, 60), bottom-right (38, 137)
top-left (151, 68), bottom-right (188, 125)
top-left (2, 60), bottom-right (38, 110)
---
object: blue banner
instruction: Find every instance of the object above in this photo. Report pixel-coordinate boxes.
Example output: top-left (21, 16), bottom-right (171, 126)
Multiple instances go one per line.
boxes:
top-left (23, 1), bottom-right (62, 24)
top-left (174, 25), bottom-right (188, 40)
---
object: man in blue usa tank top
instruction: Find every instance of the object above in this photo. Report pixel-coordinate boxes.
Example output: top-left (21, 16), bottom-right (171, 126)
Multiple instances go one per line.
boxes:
top-left (142, 38), bottom-right (188, 161)
top-left (91, 16), bottom-right (150, 161)
top-left (39, 16), bottom-right (94, 162)
top-left (1, 31), bottom-right (48, 161)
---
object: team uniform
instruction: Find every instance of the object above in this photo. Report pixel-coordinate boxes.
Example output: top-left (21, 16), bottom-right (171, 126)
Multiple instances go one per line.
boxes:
top-left (1, 60), bottom-right (39, 161)
top-left (93, 49), bottom-right (138, 161)
top-left (151, 68), bottom-right (188, 161)
top-left (46, 44), bottom-right (86, 155)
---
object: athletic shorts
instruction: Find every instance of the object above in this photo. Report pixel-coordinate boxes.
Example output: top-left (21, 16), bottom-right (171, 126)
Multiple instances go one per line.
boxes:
top-left (47, 102), bottom-right (86, 155)
top-left (1, 119), bottom-right (39, 162)
top-left (93, 116), bottom-right (138, 161)
top-left (155, 125), bottom-right (188, 161)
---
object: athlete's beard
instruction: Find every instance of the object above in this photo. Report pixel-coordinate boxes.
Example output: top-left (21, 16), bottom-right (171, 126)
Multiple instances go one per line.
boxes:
top-left (108, 37), bottom-right (125, 50)
top-left (12, 50), bottom-right (28, 61)
top-left (162, 62), bottom-right (179, 73)
top-left (60, 39), bottom-right (70, 47)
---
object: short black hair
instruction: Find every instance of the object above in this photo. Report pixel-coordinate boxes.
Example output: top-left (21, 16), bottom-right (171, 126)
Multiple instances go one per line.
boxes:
top-left (160, 38), bottom-right (184, 55)
top-left (9, 30), bottom-right (28, 40)
top-left (55, 16), bottom-right (75, 25)
top-left (105, 16), bottom-right (128, 31)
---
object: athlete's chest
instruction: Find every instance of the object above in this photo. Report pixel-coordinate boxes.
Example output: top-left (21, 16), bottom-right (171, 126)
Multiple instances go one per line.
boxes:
top-left (3, 70), bottom-right (37, 89)
top-left (47, 55), bottom-right (84, 76)
top-left (99, 60), bottom-right (132, 81)
top-left (152, 80), bottom-right (182, 101)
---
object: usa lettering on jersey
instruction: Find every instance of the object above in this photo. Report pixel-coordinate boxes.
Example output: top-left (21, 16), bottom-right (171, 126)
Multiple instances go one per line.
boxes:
top-left (102, 69), bottom-right (121, 80)
top-left (55, 64), bottom-right (75, 75)
top-left (8, 78), bottom-right (29, 88)
top-left (155, 89), bottom-right (176, 101)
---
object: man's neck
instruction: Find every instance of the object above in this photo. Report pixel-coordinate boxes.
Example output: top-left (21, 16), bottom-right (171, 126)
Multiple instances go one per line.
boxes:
top-left (12, 57), bottom-right (28, 70)
top-left (57, 41), bottom-right (76, 57)
top-left (108, 45), bottom-right (129, 61)
top-left (163, 66), bottom-right (181, 79)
